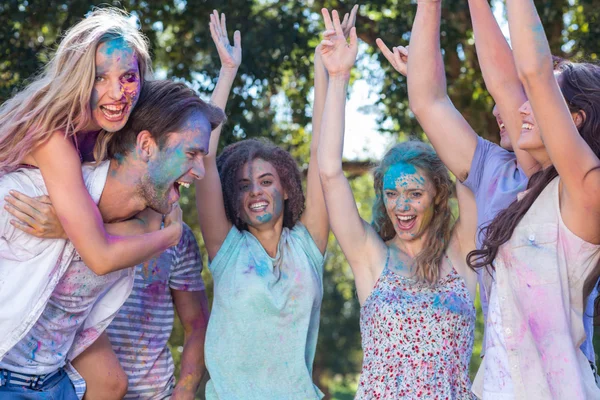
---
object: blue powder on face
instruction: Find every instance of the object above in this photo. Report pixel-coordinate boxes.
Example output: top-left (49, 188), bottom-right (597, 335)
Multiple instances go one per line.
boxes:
top-left (273, 189), bottom-right (284, 216)
top-left (257, 213), bottom-right (273, 223)
top-left (383, 162), bottom-right (417, 190)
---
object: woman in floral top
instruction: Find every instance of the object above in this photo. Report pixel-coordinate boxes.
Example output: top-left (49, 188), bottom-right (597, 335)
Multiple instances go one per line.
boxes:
top-left (316, 8), bottom-right (478, 399)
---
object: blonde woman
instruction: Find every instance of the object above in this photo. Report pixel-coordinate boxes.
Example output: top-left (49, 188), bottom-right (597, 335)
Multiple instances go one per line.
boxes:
top-left (317, 9), bottom-right (478, 398)
top-left (0, 8), bottom-right (182, 275)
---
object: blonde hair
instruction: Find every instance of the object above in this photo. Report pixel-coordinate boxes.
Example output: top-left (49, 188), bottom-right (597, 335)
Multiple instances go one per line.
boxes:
top-left (0, 7), bottom-right (152, 173)
top-left (372, 141), bottom-right (455, 285)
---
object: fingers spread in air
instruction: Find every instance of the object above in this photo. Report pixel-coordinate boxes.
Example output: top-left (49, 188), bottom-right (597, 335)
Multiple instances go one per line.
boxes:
top-left (221, 12), bottom-right (227, 38)
top-left (233, 30), bottom-right (242, 49)
top-left (332, 10), bottom-right (344, 37)
top-left (321, 8), bottom-right (334, 31)
top-left (209, 20), bottom-right (220, 43)
top-left (349, 5), bottom-right (358, 28)
top-left (341, 13), bottom-right (349, 29)
top-left (376, 38), bottom-right (395, 64)
top-left (211, 11), bottom-right (221, 37)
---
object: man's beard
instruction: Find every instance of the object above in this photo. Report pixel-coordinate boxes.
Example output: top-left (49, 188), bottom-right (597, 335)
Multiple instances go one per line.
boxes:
top-left (138, 176), bottom-right (172, 215)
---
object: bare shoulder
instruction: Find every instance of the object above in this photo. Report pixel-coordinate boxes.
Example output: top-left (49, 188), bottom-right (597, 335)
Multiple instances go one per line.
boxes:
top-left (21, 130), bottom-right (76, 166)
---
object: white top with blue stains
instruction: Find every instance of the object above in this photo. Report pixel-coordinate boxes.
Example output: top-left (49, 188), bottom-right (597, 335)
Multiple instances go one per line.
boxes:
top-left (205, 222), bottom-right (325, 400)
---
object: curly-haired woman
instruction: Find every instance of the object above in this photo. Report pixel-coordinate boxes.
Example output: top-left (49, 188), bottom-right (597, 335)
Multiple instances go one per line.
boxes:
top-left (194, 8), bottom-right (360, 400)
top-left (317, 9), bottom-right (478, 399)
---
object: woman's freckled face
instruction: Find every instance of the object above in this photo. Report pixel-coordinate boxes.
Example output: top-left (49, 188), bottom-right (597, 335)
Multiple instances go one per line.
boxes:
top-left (89, 37), bottom-right (141, 132)
top-left (237, 158), bottom-right (287, 228)
top-left (383, 163), bottom-right (436, 241)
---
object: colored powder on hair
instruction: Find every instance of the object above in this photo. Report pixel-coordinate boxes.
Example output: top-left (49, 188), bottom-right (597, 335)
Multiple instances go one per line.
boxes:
top-left (101, 37), bottom-right (129, 58)
top-left (383, 162), bottom-right (417, 190)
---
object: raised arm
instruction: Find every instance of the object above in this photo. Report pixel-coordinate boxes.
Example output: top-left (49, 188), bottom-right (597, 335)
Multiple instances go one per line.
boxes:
top-left (506, 0), bottom-right (600, 242)
top-left (31, 135), bottom-right (181, 275)
top-left (451, 181), bottom-right (478, 299)
top-left (196, 10), bottom-right (240, 260)
top-left (318, 9), bottom-right (386, 303)
top-left (407, 0), bottom-right (478, 182)
top-left (468, 0), bottom-right (538, 177)
top-left (300, 6), bottom-right (357, 254)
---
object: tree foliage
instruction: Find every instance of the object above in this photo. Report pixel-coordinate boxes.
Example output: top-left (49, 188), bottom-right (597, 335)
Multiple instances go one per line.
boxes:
top-left (2, 0), bottom-right (598, 398)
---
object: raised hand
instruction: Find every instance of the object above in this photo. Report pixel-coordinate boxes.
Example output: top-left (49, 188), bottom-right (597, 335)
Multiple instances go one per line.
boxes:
top-left (316, 5), bottom-right (358, 56)
top-left (209, 10), bottom-right (241, 70)
top-left (340, 5), bottom-right (359, 39)
top-left (319, 9), bottom-right (359, 78)
top-left (376, 39), bottom-right (408, 77)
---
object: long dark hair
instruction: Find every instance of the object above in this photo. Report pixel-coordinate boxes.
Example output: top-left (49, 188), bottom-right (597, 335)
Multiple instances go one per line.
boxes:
top-left (467, 61), bottom-right (600, 301)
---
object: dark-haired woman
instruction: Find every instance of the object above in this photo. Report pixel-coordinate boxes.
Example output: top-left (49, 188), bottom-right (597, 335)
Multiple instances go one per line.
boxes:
top-left (317, 9), bottom-right (478, 399)
top-left (194, 9), bottom-right (358, 400)
top-left (465, 0), bottom-right (600, 398)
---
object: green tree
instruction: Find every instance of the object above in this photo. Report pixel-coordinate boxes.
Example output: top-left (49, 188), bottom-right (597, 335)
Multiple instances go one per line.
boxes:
top-left (3, 1), bottom-right (598, 398)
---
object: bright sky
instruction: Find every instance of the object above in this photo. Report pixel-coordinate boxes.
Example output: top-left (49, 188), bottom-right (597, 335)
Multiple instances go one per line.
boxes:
top-left (155, 2), bottom-right (511, 162)
top-left (341, 0), bottom-right (510, 161)
top-left (343, 67), bottom-right (394, 161)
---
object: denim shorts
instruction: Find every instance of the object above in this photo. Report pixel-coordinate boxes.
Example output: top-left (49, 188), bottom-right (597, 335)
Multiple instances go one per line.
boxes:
top-left (0, 368), bottom-right (78, 399)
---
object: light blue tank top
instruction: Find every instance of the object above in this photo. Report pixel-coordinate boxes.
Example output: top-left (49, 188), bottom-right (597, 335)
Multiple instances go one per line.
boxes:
top-left (205, 222), bottom-right (325, 400)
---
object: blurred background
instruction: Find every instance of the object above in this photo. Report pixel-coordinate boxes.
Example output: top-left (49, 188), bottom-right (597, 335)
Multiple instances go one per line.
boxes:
top-left (2, 0), bottom-right (598, 398)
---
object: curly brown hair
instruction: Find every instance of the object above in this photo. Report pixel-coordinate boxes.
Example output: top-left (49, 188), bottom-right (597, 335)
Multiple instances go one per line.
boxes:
top-left (372, 140), bottom-right (455, 284)
top-left (217, 138), bottom-right (305, 231)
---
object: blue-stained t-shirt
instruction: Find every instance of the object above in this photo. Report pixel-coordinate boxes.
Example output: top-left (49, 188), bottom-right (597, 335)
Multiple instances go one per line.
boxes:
top-left (463, 136), bottom-right (597, 368)
top-left (205, 222), bottom-right (325, 400)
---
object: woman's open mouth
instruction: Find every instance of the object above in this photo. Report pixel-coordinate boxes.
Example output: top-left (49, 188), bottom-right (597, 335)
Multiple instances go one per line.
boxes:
top-left (248, 201), bottom-right (269, 213)
top-left (100, 104), bottom-right (126, 121)
top-left (397, 215), bottom-right (417, 231)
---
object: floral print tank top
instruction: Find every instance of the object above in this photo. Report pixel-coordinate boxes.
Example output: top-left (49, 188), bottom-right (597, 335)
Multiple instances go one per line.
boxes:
top-left (357, 254), bottom-right (476, 399)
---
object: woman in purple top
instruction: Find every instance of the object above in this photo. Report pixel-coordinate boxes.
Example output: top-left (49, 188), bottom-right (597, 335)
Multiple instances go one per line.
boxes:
top-left (466, 0), bottom-right (600, 396)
